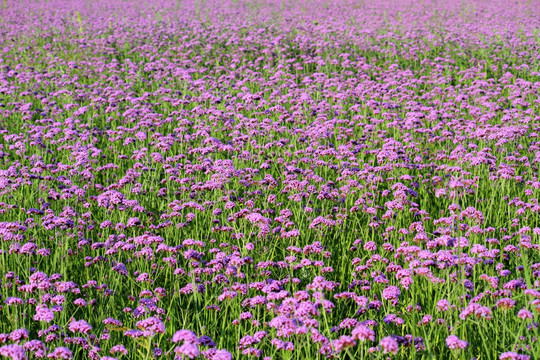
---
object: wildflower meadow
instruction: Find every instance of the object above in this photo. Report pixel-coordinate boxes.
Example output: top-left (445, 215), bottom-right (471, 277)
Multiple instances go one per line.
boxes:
top-left (0, 0), bottom-right (539, 359)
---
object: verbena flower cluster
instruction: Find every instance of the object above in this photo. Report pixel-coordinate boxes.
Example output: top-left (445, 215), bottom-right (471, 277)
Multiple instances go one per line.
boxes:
top-left (0, 0), bottom-right (539, 359)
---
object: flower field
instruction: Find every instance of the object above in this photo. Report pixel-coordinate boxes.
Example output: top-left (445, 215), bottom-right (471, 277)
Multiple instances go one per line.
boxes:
top-left (0, 0), bottom-right (540, 359)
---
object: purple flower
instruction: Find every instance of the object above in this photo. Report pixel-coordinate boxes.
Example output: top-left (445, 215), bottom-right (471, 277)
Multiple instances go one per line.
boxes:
top-left (110, 345), bottom-right (128, 355)
top-left (0, 345), bottom-right (26, 360)
top-left (446, 335), bottom-right (468, 350)
top-left (436, 299), bottom-right (451, 311)
top-left (382, 286), bottom-right (401, 305)
top-left (47, 347), bottom-right (72, 359)
top-left (499, 352), bottom-right (530, 360)
top-left (379, 336), bottom-right (399, 355)
top-left (333, 335), bottom-right (356, 351)
top-left (172, 330), bottom-right (198, 344)
top-left (9, 329), bottom-right (29, 343)
top-left (211, 350), bottom-right (233, 360)
top-left (351, 325), bottom-right (375, 342)
top-left (174, 343), bottom-right (199, 359)
top-left (136, 317), bottom-right (165, 335)
top-left (33, 304), bottom-right (54, 323)
top-left (516, 308), bottom-right (533, 320)
top-left (68, 319), bottom-right (92, 334)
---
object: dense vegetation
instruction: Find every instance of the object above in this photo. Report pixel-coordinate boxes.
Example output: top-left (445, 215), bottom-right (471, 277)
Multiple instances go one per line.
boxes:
top-left (0, 0), bottom-right (539, 359)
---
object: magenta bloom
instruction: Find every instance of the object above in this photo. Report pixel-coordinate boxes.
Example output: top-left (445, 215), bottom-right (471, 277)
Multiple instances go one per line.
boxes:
top-left (446, 335), bottom-right (468, 350)
top-left (516, 308), bottom-right (533, 320)
top-left (33, 304), bottom-right (54, 323)
top-left (48, 347), bottom-right (72, 359)
top-left (211, 349), bottom-right (233, 360)
top-left (136, 316), bottom-right (165, 335)
top-left (351, 325), bottom-right (375, 342)
top-left (174, 343), bottom-right (199, 359)
top-left (436, 299), bottom-right (451, 311)
top-left (333, 335), bottom-right (356, 351)
top-left (0, 345), bottom-right (26, 360)
top-left (382, 286), bottom-right (400, 301)
top-left (379, 336), bottom-right (399, 355)
top-left (172, 330), bottom-right (199, 344)
top-left (499, 352), bottom-right (530, 360)
top-left (9, 329), bottom-right (29, 343)
top-left (110, 345), bottom-right (128, 355)
top-left (68, 319), bottom-right (92, 334)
